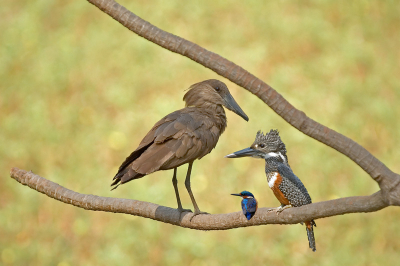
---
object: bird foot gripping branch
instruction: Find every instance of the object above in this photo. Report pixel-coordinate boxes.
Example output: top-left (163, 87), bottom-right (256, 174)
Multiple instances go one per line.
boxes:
top-left (226, 129), bottom-right (317, 252)
top-left (276, 204), bottom-right (293, 214)
top-left (189, 211), bottom-right (210, 222)
top-left (265, 204), bottom-right (293, 214)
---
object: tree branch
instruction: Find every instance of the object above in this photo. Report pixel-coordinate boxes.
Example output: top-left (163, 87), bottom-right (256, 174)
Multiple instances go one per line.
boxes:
top-left (83, 0), bottom-right (400, 206)
top-left (10, 168), bottom-right (388, 230)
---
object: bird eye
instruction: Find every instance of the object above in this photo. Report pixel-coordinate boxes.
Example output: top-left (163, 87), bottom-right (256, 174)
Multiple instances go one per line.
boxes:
top-left (215, 86), bottom-right (220, 91)
top-left (259, 144), bottom-right (265, 148)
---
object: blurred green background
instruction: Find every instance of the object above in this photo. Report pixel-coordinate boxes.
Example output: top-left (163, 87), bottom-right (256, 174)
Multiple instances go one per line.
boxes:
top-left (1, 0), bottom-right (400, 265)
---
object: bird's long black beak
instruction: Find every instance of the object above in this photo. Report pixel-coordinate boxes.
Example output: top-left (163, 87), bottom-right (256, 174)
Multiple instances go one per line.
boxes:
top-left (231, 193), bottom-right (242, 197)
top-left (225, 147), bottom-right (258, 158)
top-left (223, 93), bottom-right (249, 121)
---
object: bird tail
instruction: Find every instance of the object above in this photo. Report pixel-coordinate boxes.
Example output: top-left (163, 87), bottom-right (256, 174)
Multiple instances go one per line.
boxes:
top-left (305, 220), bottom-right (316, 252)
top-left (111, 167), bottom-right (145, 190)
top-left (111, 142), bottom-right (154, 190)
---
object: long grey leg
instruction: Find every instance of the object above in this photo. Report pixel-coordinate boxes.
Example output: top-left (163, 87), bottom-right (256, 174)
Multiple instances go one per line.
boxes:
top-left (184, 162), bottom-right (208, 220)
top-left (172, 168), bottom-right (191, 213)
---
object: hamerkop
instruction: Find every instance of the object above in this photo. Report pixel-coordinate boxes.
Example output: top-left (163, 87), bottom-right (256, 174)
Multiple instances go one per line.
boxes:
top-left (112, 79), bottom-right (248, 217)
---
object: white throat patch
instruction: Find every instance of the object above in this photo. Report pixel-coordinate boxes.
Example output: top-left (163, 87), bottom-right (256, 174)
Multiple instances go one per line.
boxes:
top-left (268, 172), bottom-right (278, 188)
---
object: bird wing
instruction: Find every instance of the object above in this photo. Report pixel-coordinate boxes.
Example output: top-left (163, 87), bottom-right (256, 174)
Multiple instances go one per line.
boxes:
top-left (241, 201), bottom-right (247, 216)
top-left (246, 198), bottom-right (258, 213)
top-left (115, 111), bottom-right (182, 173)
top-left (277, 164), bottom-right (312, 206)
top-left (241, 198), bottom-right (257, 219)
top-left (130, 109), bottom-right (221, 174)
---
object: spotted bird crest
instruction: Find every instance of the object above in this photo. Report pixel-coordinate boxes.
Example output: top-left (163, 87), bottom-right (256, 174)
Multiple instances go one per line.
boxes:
top-left (254, 129), bottom-right (287, 156)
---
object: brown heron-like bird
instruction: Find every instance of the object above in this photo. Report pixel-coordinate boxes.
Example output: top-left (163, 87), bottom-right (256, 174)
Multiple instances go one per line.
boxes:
top-left (112, 79), bottom-right (248, 217)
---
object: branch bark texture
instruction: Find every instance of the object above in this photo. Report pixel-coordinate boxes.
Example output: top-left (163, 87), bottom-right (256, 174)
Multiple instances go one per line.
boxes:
top-left (84, 0), bottom-right (400, 206)
top-left (10, 168), bottom-right (388, 230)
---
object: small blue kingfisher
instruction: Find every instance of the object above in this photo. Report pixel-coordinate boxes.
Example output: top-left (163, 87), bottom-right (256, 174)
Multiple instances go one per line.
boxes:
top-left (226, 130), bottom-right (316, 252)
top-left (231, 191), bottom-right (258, 220)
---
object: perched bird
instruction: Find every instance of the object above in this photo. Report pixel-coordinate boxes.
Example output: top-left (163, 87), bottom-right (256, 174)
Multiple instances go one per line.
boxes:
top-left (112, 79), bottom-right (249, 218)
top-left (231, 191), bottom-right (258, 220)
top-left (226, 130), bottom-right (316, 252)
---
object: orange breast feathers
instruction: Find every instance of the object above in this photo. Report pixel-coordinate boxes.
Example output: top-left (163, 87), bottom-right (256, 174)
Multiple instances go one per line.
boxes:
top-left (268, 172), bottom-right (290, 206)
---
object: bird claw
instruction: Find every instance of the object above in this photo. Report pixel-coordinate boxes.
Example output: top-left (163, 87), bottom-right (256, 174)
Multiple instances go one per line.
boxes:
top-left (276, 205), bottom-right (292, 215)
top-left (189, 211), bottom-right (209, 222)
top-left (266, 205), bottom-right (292, 215)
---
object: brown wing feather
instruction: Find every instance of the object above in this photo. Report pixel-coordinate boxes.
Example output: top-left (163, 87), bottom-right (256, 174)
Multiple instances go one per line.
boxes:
top-left (115, 110), bottom-right (183, 174)
top-left (113, 108), bottom-right (222, 186)
top-left (131, 142), bottom-right (176, 174)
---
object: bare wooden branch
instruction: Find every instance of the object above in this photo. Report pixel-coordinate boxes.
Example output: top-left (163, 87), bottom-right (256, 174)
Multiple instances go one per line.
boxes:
top-left (10, 168), bottom-right (388, 230)
top-left (84, 0), bottom-right (400, 206)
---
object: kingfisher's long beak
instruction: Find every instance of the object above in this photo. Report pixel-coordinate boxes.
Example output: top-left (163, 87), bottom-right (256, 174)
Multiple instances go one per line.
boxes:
top-left (225, 147), bottom-right (258, 158)
top-left (231, 193), bottom-right (242, 197)
top-left (223, 93), bottom-right (249, 122)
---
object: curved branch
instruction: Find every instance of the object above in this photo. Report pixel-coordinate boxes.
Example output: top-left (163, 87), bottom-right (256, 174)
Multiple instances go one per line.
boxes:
top-left (10, 168), bottom-right (388, 230)
top-left (84, 0), bottom-right (400, 205)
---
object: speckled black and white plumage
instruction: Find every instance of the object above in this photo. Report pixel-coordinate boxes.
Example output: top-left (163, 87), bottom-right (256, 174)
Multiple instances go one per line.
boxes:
top-left (265, 157), bottom-right (312, 207)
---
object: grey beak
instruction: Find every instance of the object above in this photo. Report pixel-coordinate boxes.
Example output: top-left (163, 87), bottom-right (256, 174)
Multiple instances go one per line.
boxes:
top-left (223, 93), bottom-right (249, 121)
top-left (225, 147), bottom-right (257, 158)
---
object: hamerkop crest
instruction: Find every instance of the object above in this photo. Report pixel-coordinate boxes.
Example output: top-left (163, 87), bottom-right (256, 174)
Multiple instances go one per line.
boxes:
top-left (112, 79), bottom-right (248, 218)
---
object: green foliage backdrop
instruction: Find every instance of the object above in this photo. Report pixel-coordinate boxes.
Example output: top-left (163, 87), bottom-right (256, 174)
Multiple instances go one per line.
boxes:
top-left (1, 1), bottom-right (399, 265)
